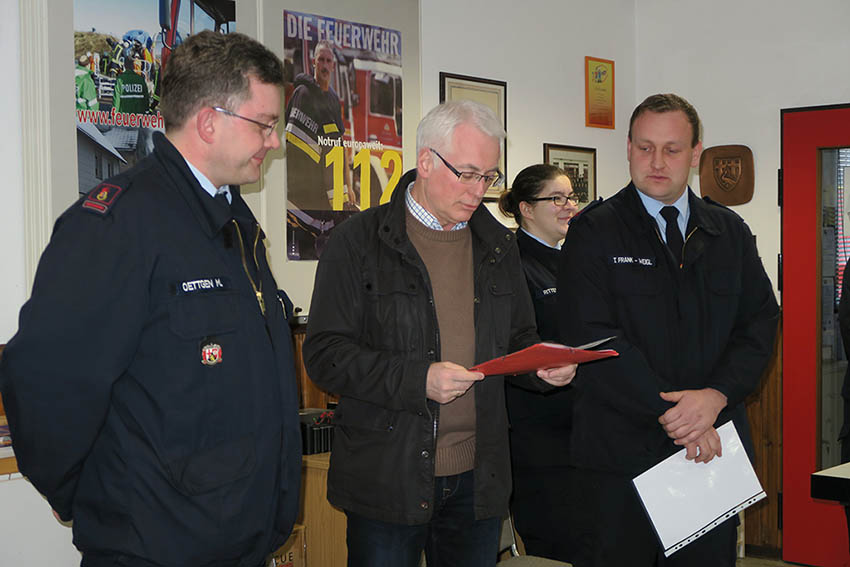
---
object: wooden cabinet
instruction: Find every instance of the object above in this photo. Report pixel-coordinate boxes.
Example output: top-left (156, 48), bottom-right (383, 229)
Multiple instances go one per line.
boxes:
top-left (299, 453), bottom-right (347, 567)
top-left (0, 345), bottom-right (18, 476)
top-left (744, 323), bottom-right (783, 556)
top-left (291, 326), bottom-right (337, 409)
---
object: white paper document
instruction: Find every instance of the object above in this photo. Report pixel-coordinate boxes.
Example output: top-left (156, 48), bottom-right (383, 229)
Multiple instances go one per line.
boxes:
top-left (632, 421), bottom-right (765, 557)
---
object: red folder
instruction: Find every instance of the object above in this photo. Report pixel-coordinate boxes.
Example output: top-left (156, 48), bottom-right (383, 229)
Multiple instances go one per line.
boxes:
top-left (470, 340), bottom-right (618, 376)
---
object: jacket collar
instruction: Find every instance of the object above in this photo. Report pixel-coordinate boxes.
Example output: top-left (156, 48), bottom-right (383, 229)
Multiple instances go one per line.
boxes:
top-left (621, 183), bottom-right (722, 238)
top-left (381, 169), bottom-right (515, 257)
top-left (152, 132), bottom-right (236, 238)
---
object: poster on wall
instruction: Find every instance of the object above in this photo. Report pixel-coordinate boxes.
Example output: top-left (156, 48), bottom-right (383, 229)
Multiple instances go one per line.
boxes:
top-left (73, 0), bottom-right (235, 196)
top-left (284, 10), bottom-right (403, 260)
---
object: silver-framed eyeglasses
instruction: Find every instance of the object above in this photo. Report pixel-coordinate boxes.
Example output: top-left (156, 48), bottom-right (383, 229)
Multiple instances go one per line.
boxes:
top-left (430, 148), bottom-right (504, 188)
top-left (527, 194), bottom-right (580, 207)
top-left (212, 106), bottom-right (279, 138)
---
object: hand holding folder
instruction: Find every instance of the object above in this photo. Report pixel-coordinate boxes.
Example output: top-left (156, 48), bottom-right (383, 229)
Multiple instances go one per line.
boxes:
top-left (469, 336), bottom-right (618, 376)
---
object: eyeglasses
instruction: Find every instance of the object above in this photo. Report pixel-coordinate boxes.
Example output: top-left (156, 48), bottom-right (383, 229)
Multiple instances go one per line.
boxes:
top-left (212, 106), bottom-right (279, 138)
top-left (527, 194), bottom-right (580, 207)
top-left (430, 148), bottom-right (504, 188)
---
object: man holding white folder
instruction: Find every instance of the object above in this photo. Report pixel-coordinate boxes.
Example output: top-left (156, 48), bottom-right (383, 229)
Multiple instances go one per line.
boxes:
top-left (558, 93), bottom-right (779, 567)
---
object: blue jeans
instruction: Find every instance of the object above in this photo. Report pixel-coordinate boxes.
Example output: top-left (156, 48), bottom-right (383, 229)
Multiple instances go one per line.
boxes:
top-left (345, 470), bottom-right (501, 567)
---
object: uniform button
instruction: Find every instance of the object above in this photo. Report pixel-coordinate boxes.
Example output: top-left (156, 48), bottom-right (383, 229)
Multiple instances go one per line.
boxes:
top-left (494, 247), bottom-right (502, 254)
top-left (491, 284), bottom-right (497, 292)
top-left (488, 257), bottom-right (496, 264)
top-left (473, 297), bottom-right (480, 304)
top-left (504, 233), bottom-right (512, 241)
top-left (427, 349), bottom-right (435, 358)
top-left (421, 450), bottom-right (430, 459)
top-left (420, 501), bottom-right (429, 510)
top-left (417, 411), bottom-right (424, 416)
top-left (387, 425), bottom-right (394, 431)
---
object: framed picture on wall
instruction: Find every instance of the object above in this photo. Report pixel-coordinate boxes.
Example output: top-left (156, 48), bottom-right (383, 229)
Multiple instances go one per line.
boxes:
top-left (439, 72), bottom-right (507, 194)
top-left (543, 143), bottom-right (596, 207)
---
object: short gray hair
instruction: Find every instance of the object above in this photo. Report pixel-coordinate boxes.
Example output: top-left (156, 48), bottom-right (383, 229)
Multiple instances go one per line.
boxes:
top-left (313, 40), bottom-right (334, 59)
top-left (416, 100), bottom-right (506, 156)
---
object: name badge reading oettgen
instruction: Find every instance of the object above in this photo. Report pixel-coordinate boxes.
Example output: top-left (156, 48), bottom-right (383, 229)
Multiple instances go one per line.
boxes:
top-left (609, 255), bottom-right (656, 267)
top-left (174, 276), bottom-right (232, 295)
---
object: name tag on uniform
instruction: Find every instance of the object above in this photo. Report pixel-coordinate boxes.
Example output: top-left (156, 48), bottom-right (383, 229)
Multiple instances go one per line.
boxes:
top-left (609, 255), bottom-right (656, 267)
top-left (173, 276), bottom-right (231, 295)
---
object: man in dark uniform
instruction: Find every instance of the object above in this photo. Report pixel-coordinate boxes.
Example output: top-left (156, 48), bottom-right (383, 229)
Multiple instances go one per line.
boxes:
top-left (284, 39), bottom-right (353, 260)
top-left (0, 31), bottom-right (301, 566)
top-left (558, 93), bottom-right (779, 567)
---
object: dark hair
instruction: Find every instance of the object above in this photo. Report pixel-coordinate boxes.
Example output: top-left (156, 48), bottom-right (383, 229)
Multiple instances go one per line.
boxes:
top-left (498, 164), bottom-right (567, 227)
top-left (160, 31), bottom-right (284, 131)
top-left (628, 93), bottom-right (701, 148)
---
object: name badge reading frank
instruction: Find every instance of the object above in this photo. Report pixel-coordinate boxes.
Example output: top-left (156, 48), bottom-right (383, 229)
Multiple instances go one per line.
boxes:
top-left (609, 255), bottom-right (656, 267)
top-left (200, 339), bottom-right (223, 366)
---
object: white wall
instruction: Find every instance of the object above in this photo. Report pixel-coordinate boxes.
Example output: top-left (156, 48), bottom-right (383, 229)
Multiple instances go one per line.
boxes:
top-left (635, 0), bottom-right (850, 293)
top-left (420, 0), bottom-right (636, 198)
top-left (0, 0), bottom-right (25, 342)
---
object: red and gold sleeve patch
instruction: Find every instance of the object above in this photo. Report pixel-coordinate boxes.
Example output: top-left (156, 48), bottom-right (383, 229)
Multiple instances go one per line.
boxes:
top-left (82, 183), bottom-right (124, 215)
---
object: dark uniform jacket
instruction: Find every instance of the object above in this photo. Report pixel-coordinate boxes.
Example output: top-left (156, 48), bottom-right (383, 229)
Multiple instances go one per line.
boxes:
top-left (303, 169), bottom-right (548, 525)
top-left (506, 229), bottom-right (573, 469)
top-left (0, 133), bottom-right (301, 566)
top-left (558, 183), bottom-right (779, 476)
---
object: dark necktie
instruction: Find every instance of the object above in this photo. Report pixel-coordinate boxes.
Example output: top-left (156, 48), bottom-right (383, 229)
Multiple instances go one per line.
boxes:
top-left (214, 190), bottom-right (231, 212)
top-left (660, 206), bottom-right (683, 267)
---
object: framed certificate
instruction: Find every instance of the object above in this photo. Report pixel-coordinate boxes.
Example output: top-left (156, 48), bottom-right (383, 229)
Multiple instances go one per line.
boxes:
top-left (439, 72), bottom-right (507, 190)
top-left (584, 56), bottom-right (615, 129)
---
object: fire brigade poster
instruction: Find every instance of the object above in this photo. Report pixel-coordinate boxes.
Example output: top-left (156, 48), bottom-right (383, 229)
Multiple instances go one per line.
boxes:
top-left (284, 10), bottom-right (403, 260)
top-left (584, 55), bottom-right (615, 129)
top-left (74, 0), bottom-right (235, 196)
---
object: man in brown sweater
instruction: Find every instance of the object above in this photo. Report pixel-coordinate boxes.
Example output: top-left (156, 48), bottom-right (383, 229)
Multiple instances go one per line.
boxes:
top-left (304, 100), bottom-right (577, 567)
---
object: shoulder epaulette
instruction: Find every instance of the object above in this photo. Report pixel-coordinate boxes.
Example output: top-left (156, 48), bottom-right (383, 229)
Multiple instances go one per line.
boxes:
top-left (81, 182), bottom-right (127, 216)
top-left (569, 196), bottom-right (604, 225)
top-left (701, 194), bottom-right (725, 208)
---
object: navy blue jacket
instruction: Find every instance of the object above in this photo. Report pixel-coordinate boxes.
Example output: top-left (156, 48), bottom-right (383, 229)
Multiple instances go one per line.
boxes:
top-left (558, 184), bottom-right (779, 475)
top-left (506, 229), bottom-right (573, 469)
top-left (0, 133), bottom-right (301, 566)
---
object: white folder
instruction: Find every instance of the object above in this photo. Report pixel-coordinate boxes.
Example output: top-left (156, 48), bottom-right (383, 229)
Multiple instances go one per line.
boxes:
top-left (632, 420), bottom-right (766, 557)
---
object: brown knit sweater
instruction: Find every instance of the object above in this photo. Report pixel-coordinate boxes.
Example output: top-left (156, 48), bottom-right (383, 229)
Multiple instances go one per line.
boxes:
top-left (406, 210), bottom-right (477, 477)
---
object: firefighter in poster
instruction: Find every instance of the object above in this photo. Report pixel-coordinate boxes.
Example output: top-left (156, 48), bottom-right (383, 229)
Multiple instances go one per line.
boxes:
top-left (285, 39), bottom-right (352, 260)
top-left (284, 10), bottom-right (404, 260)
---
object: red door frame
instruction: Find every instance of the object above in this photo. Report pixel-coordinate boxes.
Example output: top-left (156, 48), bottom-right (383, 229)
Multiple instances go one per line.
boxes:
top-left (782, 103), bottom-right (850, 567)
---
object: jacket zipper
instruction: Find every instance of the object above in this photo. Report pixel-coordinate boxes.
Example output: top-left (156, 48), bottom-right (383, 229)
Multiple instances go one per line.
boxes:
top-left (231, 219), bottom-right (265, 316)
top-left (654, 225), bottom-right (699, 269)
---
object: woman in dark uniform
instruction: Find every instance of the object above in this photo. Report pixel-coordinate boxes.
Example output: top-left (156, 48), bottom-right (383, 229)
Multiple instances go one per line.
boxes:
top-left (498, 164), bottom-right (579, 561)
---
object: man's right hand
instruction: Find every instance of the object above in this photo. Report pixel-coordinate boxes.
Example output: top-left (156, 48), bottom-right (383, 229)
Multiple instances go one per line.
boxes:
top-left (425, 361), bottom-right (484, 404)
top-left (682, 426), bottom-right (723, 464)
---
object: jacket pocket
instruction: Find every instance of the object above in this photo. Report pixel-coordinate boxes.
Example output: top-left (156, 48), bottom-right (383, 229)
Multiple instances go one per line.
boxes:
top-left (362, 269), bottom-right (422, 351)
top-left (707, 269), bottom-right (742, 295)
top-left (166, 435), bottom-right (256, 495)
top-left (611, 266), bottom-right (660, 296)
top-left (168, 291), bottom-right (239, 338)
top-left (333, 397), bottom-right (398, 432)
